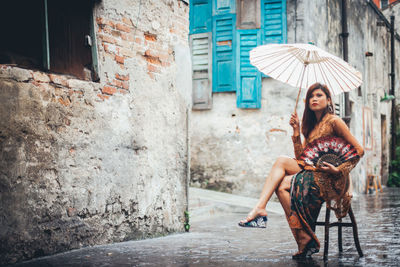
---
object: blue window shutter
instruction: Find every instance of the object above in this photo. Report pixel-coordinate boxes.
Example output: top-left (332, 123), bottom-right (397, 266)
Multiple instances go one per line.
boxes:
top-left (190, 33), bottom-right (213, 109)
top-left (236, 29), bottom-right (262, 109)
top-left (190, 0), bottom-right (212, 34)
top-left (261, 0), bottom-right (287, 44)
top-left (212, 14), bottom-right (236, 92)
top-left (212, 0), bottom-right (236, 15)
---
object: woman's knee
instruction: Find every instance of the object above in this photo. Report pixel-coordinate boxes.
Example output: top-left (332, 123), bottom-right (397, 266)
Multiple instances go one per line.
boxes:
top-left (273, 156), bottom-right (292, 168)
top-left (273, 156), bottom-right (300, 175)
top-left (276, 175), bottom-right (292, 194)
top-left (274, 156), bottom-right (293, 170)
top-left (275, 183), bottom-right (285, 195)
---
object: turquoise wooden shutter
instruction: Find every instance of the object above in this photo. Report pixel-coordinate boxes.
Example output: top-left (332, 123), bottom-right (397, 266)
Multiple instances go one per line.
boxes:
top-left (190, 0), bottom-right (212, 34)
top-left (212, 0), bottom-right (236, 15)
top-left (212, 14), bottom-right (236, 92)
top-left (261, 0), bottom-right (287, 44)
top-left (236, 29), bottom-right (262, 109)
top-left (190, 33), bottom-right (213, 109)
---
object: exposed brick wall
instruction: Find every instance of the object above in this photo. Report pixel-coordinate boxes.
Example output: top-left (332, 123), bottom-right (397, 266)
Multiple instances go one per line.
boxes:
top-left (0, 65), bottom-right (101, 108)
top-left (96, 16), bottom-right (132, 98)
top-left (95, 0), bottom-right (189, 95)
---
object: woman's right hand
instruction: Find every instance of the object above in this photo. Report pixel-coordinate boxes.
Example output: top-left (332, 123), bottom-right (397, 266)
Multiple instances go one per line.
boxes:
top-left (289, 112), bottom-right (300, 136)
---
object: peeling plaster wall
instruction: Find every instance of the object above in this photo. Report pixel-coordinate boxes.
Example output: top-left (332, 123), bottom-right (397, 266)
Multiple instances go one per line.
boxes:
top-left (191, 2), bottom-right (299, 196)
top-left (191, 80), bottom-right (300, 196)
top-left (344, 0), bottom-right (399, 189)
top-left (383, 1), bottom-right (400, 145)
top-left (0, 0), bottom-right (190, 264)
top-left (190, 0), bottom-right (398, 197)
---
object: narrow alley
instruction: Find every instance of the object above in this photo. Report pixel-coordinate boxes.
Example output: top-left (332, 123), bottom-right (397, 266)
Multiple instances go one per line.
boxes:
top-left (11, 188), bottom-right (400, 267)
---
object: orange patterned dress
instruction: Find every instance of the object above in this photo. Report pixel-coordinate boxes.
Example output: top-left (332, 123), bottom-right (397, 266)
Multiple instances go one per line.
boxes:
top-left (288, 113), bottom-right (364, 253)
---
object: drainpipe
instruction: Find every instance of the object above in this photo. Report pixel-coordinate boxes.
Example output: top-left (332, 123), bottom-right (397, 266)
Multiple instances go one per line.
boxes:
top-left (390, 16), bottom-right (397, 170)
top-left (184, 107), bottom-right (191, 232)
top-left (340, 0), bottom-right (351, 124)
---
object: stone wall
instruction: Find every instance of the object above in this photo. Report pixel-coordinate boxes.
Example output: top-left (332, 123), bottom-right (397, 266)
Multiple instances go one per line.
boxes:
top-left (0, 0), bottom-right (191, 264)
top-left (190, 0), bottom-right (399, 197)
top-left (295, 0), bottom-right (398, 191)
top-left (383, 0), bottom-right (400, 103)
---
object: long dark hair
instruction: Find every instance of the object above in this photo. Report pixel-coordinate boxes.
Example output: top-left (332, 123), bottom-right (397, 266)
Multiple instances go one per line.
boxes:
top-left (301, 83), bottom-right (334, 139)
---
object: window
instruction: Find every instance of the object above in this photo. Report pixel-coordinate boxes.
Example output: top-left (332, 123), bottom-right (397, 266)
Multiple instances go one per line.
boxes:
top-left (189, 0), bottom-right (287, 109)
top-left (237, 0), bottom-right (261, 29)
top-left (0, 0), bottom-right (98, 81)
top-left (381, 0), bottom-right (389, 9)
top-left (335, 103), bottom-right (341, 116)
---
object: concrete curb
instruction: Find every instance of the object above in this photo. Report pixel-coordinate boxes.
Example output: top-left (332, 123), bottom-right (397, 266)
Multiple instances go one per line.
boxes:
top-left (189, 187), bottom-right (285, 222)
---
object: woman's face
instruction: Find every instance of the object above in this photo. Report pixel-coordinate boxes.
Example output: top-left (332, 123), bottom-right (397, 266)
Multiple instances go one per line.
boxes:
top-left (309, 89), bottom-right (329, 112)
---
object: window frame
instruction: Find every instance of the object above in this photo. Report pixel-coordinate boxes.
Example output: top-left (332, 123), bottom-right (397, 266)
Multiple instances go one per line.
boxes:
top-left (43, 0), bottom-right (99, 80)
top-left (0, 0), bottom-right (99, 81)
top-left (236, 0), bottom-right (261, 29)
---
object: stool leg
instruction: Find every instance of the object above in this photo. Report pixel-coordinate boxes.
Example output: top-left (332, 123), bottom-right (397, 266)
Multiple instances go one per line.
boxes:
top-left (324, 208), bottom-right (331, 261)
top-left (348, 207), bottom-right (364, 257)
top-left (338, 218), bottom-right (343, 253)
top-left (373, 177), bottom-right (378, 193)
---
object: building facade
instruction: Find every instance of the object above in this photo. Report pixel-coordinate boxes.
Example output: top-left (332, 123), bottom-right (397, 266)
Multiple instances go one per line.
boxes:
top-left (189, 0), bottom-right (400, 197)
top-left (0, 0), bottom-right (191, 264)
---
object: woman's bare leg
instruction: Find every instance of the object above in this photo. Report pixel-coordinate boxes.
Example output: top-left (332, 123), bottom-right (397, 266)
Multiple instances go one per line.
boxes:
top-left (241, 156), bottom-right (301, 222)
top-left (275, 175), bottom-right (293, 217)
top-left (276, 175), bottom-right (311, 255)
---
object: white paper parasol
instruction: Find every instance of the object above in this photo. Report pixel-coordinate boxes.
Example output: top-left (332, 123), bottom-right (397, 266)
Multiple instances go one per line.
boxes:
top-left (249, 43), bottom-right (363, 110)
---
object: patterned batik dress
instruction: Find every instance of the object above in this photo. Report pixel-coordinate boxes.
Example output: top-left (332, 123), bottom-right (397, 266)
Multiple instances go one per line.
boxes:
top-left (288, 113), bottom-right (364, 253)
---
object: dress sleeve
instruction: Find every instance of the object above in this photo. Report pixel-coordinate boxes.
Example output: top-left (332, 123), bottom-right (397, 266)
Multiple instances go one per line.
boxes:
top-left (323, 116), bottom-right (363, 219)
top-left (291, 135), bottom-right (304, 160)
top-left (332, 117), bottom-right (364, 157)
top-left (337, 156), bottom-right (360, 180)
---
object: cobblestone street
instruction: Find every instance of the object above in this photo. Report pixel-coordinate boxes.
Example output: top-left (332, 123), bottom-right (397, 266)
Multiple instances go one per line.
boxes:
top-left (11, 188), bottom-right (400, 267)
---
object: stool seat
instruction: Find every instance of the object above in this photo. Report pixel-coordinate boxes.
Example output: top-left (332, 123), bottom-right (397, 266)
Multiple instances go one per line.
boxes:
top-left (315, 205), bottom-right (363, 260)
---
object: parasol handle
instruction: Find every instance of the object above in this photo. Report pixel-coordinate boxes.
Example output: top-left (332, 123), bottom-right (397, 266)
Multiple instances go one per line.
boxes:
top-left (294, 64), bottom-right (308, 113)
top-left (294, 87), bottom-right (302, 112)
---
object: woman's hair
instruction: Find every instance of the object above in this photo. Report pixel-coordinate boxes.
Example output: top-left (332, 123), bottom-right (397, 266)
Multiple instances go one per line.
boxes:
top-left (301, 83), bottom-right (334, 138)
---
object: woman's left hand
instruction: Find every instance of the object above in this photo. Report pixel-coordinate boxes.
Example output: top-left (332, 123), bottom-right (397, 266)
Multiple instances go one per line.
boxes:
top-left (319, 162), bottom-right (340, 174)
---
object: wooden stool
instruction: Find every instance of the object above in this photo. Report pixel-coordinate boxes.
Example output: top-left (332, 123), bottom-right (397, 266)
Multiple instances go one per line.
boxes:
top-left (315, 205), bottom-right (363, 260)
top-left (365, 174), bottom-right (383, 194)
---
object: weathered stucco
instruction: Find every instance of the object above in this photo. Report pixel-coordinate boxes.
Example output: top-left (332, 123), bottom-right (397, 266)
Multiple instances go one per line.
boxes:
top-left (0, 0), bottom-right (190, 264)
top-left (191, 80), bottom-right (299, 196)
top-left (383, 0), bottom-right (400, 101)
top-left (190, 0), bottom-right (400, 197)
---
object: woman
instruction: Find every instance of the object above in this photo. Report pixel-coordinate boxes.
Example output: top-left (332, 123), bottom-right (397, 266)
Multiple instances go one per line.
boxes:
top-left (238, 83), bottom-right (364, 258)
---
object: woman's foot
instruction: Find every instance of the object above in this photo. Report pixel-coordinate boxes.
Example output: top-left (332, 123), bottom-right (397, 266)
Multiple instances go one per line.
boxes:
top-left (292, 239), bottom-right (319, 259)
top-left (292, 250), bottom-right (307, 259)
top-left (239, 207), bottom-right (268, 224)
top-left (238, 215), bottom-right (267, 228)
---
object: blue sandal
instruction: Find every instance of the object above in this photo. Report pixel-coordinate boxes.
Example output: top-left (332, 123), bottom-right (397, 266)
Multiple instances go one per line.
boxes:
top-left (238, 216), bottom-right (268, 228)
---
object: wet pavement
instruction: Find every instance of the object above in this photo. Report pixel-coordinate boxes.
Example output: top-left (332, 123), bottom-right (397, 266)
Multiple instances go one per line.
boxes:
top-left (10, 188), bottom-right (400, 267)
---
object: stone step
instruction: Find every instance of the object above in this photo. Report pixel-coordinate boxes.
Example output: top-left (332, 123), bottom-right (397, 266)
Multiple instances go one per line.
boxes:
top-left (189, 187), bottom-right (285, 222)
